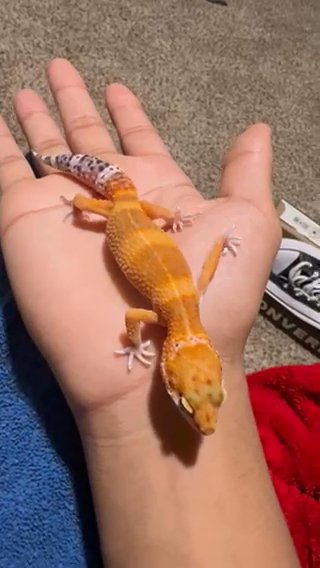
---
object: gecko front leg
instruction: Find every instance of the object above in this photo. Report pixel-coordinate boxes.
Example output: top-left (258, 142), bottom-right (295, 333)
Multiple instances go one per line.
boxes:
top-left (115, 308), bottom-right (159, 371)
top-left (198, 228), bottom-right (242, 295)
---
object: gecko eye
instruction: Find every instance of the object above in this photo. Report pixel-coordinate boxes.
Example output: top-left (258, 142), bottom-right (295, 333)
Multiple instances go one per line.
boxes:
top-left (180, 396), bottom-right (194, 415)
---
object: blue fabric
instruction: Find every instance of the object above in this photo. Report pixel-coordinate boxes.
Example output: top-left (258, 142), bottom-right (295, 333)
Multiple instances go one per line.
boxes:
top-left (0, 251), bottom-right (102, 567)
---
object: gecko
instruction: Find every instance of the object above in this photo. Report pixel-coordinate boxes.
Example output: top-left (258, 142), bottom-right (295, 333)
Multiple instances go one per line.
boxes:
top-left (32, 151), bottom-right (240, 435)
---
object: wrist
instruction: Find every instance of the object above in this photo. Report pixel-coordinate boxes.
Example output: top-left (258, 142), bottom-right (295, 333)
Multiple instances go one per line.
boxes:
top-left (78, 362), bottom-right (250, 567)
top-left (77, 361), bottom-right (299, 568)
top-left (76, 360), bottom-right (249, 556)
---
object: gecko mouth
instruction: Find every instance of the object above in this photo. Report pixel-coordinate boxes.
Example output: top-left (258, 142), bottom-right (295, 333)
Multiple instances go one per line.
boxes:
top-left (164, 383), bottom-right (205, 433)
top-left (165, 383), bottom-right (193, 414)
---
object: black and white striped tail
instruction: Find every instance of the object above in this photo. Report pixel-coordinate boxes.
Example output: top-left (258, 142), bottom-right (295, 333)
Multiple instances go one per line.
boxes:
top-left (31, 150), bottom-right (122, 195)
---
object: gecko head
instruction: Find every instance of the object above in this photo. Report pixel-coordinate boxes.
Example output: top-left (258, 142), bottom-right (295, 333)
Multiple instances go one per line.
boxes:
top-left (160, 337), bottom-right (226, 436)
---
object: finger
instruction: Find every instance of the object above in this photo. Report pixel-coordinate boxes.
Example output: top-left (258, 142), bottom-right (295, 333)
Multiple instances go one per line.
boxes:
top-left (220, 123), bottom-right (273, 213)
top-left (0, 116), bottom-right (34, 194)
top-left (106, 83), bottom-right (171, 158)
top-left (14, 89), bottom-right (69, 164)
top-left (47, 58), bottom-right (117, 157)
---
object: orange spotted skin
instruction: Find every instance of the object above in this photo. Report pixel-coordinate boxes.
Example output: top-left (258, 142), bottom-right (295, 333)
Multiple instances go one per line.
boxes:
top-left (106, 177), bottom-right (225, 435)
top-left (106, 178), bottom-right (202, 328)
top-left (32, 152), bottom-right (226, 435)
top-left (104, 176), bottom-right (198, 321)
top-left (108, 184), bottom-right (198, 318)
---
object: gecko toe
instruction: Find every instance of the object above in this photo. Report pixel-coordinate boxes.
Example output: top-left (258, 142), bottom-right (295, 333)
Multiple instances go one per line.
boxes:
top-left (169, 206), bottom-right (202, 233)
top-left (114, 340), bottom-right (156, 372)
top-left (222, 226), bottom-right (242, 256)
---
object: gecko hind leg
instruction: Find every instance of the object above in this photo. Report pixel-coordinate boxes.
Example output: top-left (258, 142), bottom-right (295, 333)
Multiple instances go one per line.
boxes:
top-left (61, 194), bottom-right (114, 221)
top-left (115, 308), bottom-right (159, 372)
top-left (139, 200), bottom-right (201, 233)
top-left (170, 206), bottom-right (202, 232)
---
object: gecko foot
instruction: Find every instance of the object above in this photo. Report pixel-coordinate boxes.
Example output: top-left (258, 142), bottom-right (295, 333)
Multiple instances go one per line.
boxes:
top-left (222, 225), bottom-right (242, 256)
top-left (167, 206), bottom-right (202, 233)
top-left (60, 195), bottom-right (75, 223)
top-left (114, 340), bottom-right (156, 372)
top-left (60, 195), bottom-right (91, 222)
top-left (60, 195), bottom-right (73, 207)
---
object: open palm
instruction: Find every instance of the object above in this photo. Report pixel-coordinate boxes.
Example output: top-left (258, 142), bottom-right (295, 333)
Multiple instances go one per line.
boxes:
top-left (0, 59), bottom-right (280, 414)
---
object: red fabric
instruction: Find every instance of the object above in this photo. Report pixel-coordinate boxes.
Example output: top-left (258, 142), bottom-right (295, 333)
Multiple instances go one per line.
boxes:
top-left (248, 363), bottom-right (320, 568)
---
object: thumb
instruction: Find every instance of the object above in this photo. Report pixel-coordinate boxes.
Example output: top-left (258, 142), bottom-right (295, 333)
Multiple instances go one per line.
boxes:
top-left (219, 123), bottom-right (275, 216)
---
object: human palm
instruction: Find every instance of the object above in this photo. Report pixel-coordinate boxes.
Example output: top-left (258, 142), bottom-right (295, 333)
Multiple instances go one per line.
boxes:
top-left (0, 59), bottom-right (280, 414)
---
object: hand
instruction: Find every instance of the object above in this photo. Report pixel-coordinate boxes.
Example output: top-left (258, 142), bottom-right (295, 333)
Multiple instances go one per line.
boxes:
top-left (0, 59), bottom-right (280, 427)
top-left (1, 60), bottom-right (299, 568)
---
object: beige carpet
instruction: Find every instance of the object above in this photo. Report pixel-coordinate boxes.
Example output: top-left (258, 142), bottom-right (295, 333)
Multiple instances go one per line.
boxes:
top-left (1, 0), bottom-right (318, 371)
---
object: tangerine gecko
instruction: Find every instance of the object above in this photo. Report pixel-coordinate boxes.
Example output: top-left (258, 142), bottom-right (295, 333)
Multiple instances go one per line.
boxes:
top-left (32, 151), bottom-right (241, 435)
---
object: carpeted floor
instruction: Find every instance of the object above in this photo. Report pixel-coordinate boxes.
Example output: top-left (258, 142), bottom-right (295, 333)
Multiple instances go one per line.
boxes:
top-left (0, 0), bottom-right (318, 371)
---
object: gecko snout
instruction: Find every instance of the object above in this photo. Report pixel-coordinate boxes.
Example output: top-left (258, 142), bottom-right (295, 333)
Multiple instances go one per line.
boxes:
top-left (161, 339), bottom-right (225, 435)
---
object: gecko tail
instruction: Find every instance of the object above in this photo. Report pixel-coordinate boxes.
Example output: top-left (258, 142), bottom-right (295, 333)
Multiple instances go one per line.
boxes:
top-left (31, 150), bottom-right (122, 195)
top-left (31, 150), bottom-right (57, 168)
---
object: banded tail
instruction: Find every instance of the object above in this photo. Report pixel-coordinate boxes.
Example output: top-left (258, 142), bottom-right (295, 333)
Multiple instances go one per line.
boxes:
top-left (31, 150), bottom-right (122, 195)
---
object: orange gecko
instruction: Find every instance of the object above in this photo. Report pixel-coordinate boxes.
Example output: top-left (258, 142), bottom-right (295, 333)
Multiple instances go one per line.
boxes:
top-left (32, 151), bottom-right (241, 435)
